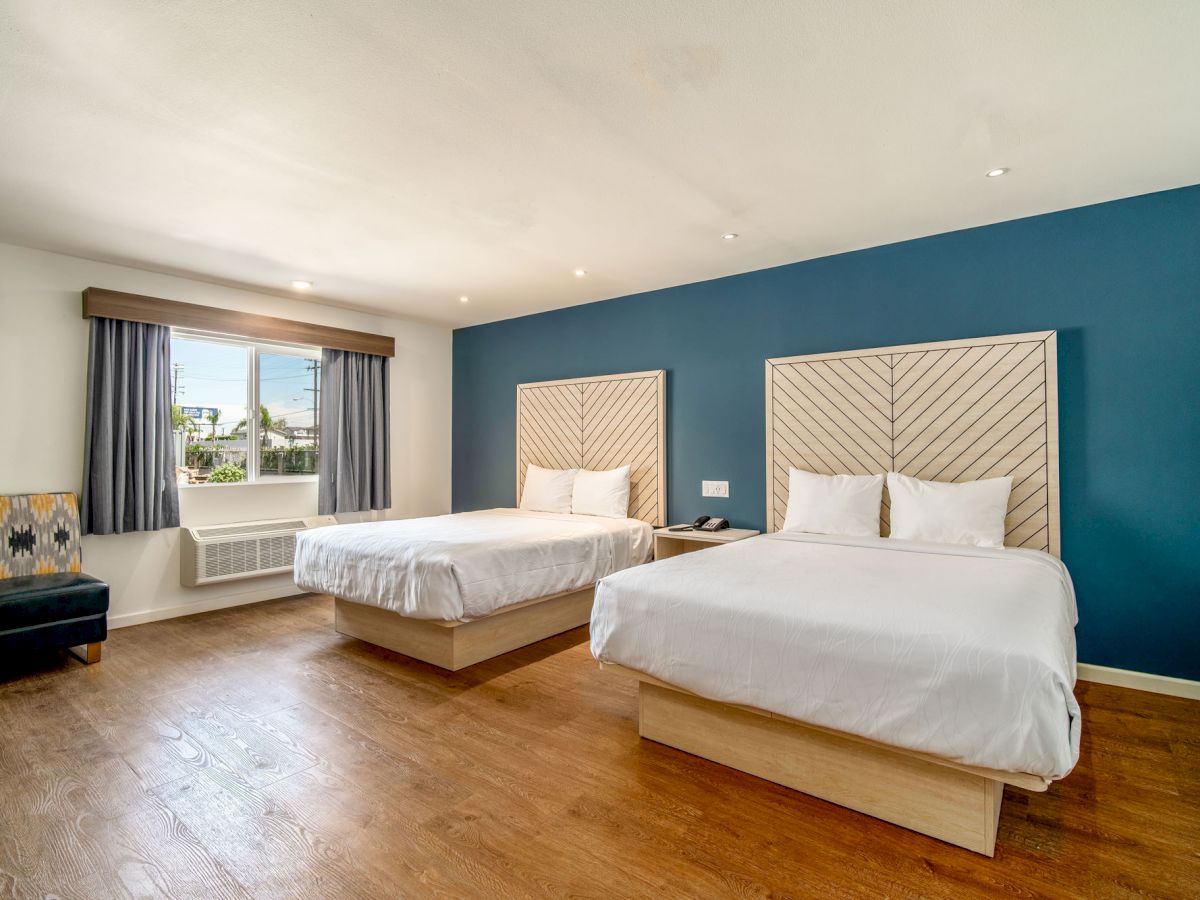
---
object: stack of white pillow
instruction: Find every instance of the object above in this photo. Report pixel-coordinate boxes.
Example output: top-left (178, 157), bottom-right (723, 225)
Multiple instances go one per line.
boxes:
top-left (783, 467), bottom-right (1013, 549)
top-left (520, 464), bottom-right (632, 519)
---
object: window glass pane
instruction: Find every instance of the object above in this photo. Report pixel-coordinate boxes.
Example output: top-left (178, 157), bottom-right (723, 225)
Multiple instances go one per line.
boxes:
top-left (170, 336), bottom-right (249, 484)
top-left (258, 352), bottom-right (320, 479)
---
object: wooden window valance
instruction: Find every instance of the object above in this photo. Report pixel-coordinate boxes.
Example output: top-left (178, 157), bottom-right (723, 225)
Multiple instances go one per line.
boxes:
top-left (81, 287), bottom-right (395, 357)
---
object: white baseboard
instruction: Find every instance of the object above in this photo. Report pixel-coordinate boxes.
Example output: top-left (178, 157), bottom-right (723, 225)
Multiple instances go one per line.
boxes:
top-left (1078, 663), bottom-right (1200, 701)
top-left (108, 586), bottom-right (309, 629)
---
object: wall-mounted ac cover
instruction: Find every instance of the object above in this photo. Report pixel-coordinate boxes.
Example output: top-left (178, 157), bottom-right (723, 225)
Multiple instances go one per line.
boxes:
top-left (180, 515), bottom-right (336, 586)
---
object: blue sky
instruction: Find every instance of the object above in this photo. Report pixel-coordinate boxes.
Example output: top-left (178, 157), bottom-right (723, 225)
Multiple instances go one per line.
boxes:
top-left (171, 336), bottom-right (318, 434)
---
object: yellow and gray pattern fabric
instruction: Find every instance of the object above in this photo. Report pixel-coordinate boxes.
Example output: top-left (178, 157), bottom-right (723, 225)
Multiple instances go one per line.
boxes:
top-left (0, 493), bottom-right (83, 579)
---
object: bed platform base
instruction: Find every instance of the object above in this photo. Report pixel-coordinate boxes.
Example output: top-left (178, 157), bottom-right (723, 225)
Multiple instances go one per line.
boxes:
top-left (335, 586), bottom-right (595, 671)
top-left (603, 664), bottom-right (1047, 857)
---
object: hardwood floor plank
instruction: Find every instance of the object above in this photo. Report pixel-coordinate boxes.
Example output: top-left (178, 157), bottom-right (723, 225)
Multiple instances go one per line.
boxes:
top-left (1, 594), bottom-right (1197, 899)
top-left (87, 793), bottom-right (251, 900)
top-left (66, 691), bottom-right (221, 791)
top-left (266, 766), bottom-right (531, 898)
top-left (263, 702), bottom-right (471, 820)
top-left (0, 756), bottom-right (144, 894)
top-left (151, 765), bottom-right (376, 899)
top-left (423, 799), bottom-right (671, 899)
top-left (149, 693), bottom-right (319, 790)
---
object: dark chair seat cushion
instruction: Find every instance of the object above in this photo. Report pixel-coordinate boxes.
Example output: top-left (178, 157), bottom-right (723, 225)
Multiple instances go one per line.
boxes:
top-left (0, 573), bottom-right (109, 631)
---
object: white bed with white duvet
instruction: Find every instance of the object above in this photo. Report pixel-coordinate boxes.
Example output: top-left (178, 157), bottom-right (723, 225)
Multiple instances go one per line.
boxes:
top-left (593, 333), bottom-right (1076, 856)
top-left (592, 529), bottom-right (1080, 856)
top-left (296, 507), bottom-right (652, 621)
top-left (295, 506), bottom-right (652, 671)
top-left (297, 367), bottom-right (667, 671)
top-left (592, 530), bottom-right (1080, 780)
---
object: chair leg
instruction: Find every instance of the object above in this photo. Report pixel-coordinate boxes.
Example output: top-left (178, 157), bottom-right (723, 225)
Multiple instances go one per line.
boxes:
top-left (69, 642), bottom-right (103, 664)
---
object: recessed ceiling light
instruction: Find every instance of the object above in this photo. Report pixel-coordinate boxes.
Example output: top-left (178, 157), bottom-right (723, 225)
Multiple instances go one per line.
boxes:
top-left (985, 168), bottom-right (1009, 178)
top-left (722, 233), bottom-right (738, 240)
top-left (459, 295), bottom-right (470, 303)
top-left (574, 268), bottom-right (587, 278)
top-left (291, 280), bottom-right (313, 290)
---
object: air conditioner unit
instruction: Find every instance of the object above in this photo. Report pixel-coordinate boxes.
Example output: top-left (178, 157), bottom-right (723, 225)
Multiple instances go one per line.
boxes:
top-left (180, 515), bottom-right (336, 586)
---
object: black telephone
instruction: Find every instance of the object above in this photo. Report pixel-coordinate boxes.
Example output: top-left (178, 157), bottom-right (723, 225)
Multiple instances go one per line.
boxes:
top-left (669, 515), bottom-right (730, 533)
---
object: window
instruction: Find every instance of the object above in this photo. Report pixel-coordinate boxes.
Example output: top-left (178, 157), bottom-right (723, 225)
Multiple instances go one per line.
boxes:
top-left (170, 332), bottom-right (320, 485)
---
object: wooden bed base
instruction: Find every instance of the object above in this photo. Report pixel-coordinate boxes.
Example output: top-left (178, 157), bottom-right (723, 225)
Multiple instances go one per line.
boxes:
top-left (334, 586), bottom-right (595, 671)
top-left (603, 663), bottom-right (1048, 856)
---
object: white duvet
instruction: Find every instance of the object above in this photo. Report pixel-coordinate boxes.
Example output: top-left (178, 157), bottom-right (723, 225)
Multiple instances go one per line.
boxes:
top-left (591, 532), bottom-right (1081, 780)
top-left (295, 508), bottom-right (652, 621)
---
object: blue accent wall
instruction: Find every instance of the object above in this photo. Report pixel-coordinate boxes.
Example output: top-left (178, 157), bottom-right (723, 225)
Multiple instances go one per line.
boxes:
top-left (454, 186), bottom-right (1200, 681)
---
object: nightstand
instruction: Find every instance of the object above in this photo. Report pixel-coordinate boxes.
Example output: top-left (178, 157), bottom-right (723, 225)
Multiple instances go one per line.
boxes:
top-left (653, 525), bottom-right (760, 560)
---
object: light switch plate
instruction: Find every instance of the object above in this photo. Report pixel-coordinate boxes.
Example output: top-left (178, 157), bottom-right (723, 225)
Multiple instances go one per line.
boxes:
top-left (702, 480), bottom-right (729, 498)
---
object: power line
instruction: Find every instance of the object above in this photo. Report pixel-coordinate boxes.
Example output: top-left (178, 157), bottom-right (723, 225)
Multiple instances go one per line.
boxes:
top-left (179, 374), bottom-right (308, 383)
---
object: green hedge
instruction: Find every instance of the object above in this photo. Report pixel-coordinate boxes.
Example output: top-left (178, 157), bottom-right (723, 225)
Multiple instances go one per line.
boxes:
top-left (183, 445), bottom-right (244, 469)
top-left (260, 448), bottom-right (318, 475)
top-left (209, 463), bottom-right (246, 483)
top-left (183, 444), bottom-right (317, 475)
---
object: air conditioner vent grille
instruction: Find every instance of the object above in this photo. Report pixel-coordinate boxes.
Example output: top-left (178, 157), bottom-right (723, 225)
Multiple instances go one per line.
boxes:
top-left (195, 520), bottom-right (309, 539)
top-left (181, 514), bottom-right (335, 587)
top-left (202, 534), bottom-right (296, 580)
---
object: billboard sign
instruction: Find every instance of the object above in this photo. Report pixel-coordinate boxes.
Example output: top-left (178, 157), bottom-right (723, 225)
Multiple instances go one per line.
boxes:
top-left (180, 406), bottom-right (220, 419)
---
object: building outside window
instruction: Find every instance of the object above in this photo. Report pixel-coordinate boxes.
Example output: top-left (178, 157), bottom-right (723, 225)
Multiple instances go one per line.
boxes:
top-left (170, 332), bottom-right (320, 485)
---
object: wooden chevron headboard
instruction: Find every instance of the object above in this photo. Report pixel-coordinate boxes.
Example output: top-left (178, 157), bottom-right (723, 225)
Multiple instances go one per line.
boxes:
top-left (516, 370), bottom-right (666, 526)
top-left (765, 332), bottom-right (1059, 555)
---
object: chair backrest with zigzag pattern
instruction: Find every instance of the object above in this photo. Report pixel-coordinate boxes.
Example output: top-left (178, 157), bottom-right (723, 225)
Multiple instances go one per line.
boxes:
top-left (0, 493), bottom-right (83, 579)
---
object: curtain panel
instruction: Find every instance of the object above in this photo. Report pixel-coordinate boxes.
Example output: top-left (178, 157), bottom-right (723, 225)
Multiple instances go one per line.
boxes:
top-left (318, 349), bottom-right (391, 515)
top-left (81, 317), bottom-right (180, 535)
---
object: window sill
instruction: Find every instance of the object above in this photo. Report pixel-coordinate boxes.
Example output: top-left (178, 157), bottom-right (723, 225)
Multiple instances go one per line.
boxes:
top-left (178, 476), bottom-right (318, 489)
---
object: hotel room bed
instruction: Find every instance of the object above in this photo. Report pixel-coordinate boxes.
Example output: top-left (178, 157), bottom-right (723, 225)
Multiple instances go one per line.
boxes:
top-left (296, 507), bottom-right (652, 621)
top-left (298, 367), bottom-right (667, 671)
top-left (592, 332), bottom-right (1074, 855)
top-left (591, 531), bottom-right (1080, 780)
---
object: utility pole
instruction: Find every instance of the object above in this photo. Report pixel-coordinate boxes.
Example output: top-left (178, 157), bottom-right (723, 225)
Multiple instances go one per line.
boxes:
top-left (303, 359), bottom-right (320, 476)
top-left (304, 359), bottom-right (320, 441)
top-left (172, 362), bottom-right (184, 405)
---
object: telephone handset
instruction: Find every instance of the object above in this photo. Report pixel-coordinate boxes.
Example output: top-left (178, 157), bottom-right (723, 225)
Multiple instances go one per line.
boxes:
top-left (668, 515), bottom-right (730, 533)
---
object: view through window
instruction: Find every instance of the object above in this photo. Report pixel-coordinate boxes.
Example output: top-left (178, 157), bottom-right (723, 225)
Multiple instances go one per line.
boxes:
top-left (170, 333), bottom-right (320, 485)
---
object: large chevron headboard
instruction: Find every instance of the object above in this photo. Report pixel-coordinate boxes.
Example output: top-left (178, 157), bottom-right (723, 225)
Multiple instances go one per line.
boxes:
top-left (516, 370), bottom-right (666, 526)
top-left (765, 331), bottom-right (1059, 555)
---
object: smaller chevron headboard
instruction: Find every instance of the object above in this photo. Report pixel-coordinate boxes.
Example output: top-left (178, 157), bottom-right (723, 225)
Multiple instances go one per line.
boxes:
top-left (517, 370), bottom-right (666, 526)
top-left (766, 332), bottom-right (1059, 555)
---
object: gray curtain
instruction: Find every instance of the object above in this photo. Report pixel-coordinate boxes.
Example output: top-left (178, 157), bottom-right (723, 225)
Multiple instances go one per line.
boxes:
top-left (318, 349), bottom-right (391, 515)
top-left (81, 317), bottom-right (180, 535)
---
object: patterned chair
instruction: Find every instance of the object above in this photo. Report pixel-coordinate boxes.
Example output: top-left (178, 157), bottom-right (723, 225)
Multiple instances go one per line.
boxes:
top-left (0, 493), bottom-right (109, 664)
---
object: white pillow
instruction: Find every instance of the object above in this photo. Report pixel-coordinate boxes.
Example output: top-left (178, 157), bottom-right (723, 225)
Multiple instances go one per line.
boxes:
top-left (782, 468), bottom-right (884, 537)
top-left (887, 472), bottom-right (1012, 548)
top-left (571, 465), bottom-right (632, 518)
top-left (519, 464), bottom-right (578, 513)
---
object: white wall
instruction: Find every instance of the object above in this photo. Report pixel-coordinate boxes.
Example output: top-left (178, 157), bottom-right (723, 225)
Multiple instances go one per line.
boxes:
top-left (0, 243), bottom-right (452, 626)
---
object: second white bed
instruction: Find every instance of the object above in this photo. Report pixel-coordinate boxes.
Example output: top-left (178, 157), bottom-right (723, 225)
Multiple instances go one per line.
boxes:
top-left (591, 531), bottom-right (1081, 780)
top-left (296, 508), bottom-right (652, 621)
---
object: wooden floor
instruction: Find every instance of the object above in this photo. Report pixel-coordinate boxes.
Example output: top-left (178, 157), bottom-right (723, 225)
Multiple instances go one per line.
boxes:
top-left (1, 595), bottom-right (1197, 899)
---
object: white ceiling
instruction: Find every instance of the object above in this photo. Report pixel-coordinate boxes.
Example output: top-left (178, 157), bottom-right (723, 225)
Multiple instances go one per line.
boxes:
top-left (1, 2), bottom-right (1197, 328)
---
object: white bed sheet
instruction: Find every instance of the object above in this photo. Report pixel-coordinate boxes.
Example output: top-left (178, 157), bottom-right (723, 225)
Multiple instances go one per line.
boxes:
top-left (590, 532), bottom-right (1080, 780)
top-left (295, 508), bottom-right (652, 621)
